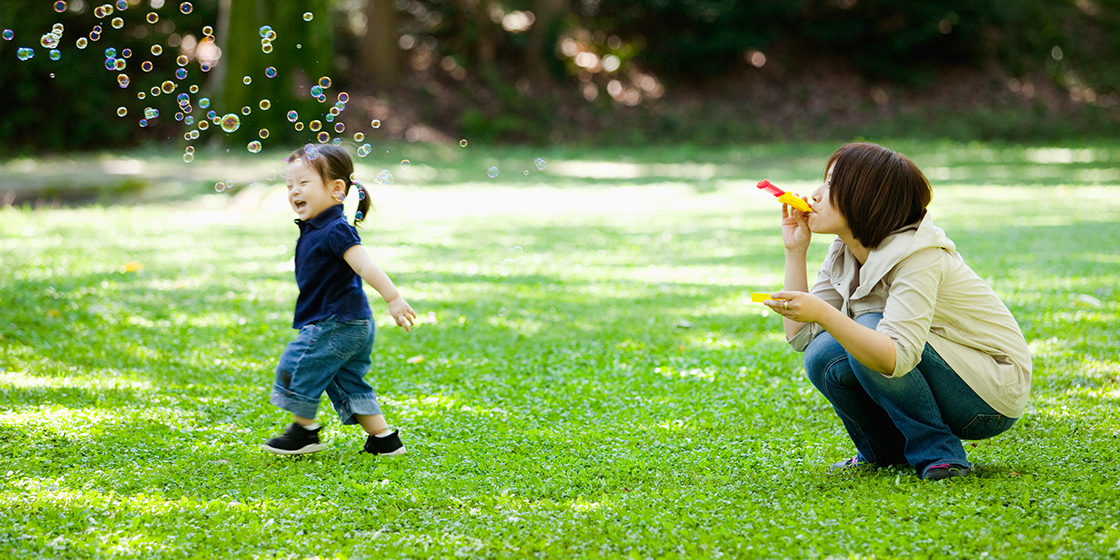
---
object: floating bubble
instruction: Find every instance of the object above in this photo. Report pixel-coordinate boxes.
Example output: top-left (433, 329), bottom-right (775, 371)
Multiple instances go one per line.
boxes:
top-left (175, 68), bottom-right (187, 80)
top-left (303, 12), bottom-right (314, 21)
top-left (258, 25), bottom-right (272, 37)
top-left (264, 169), bottom-right (276, 180)
top-left (262, 43), bottom-right (273, 54)
top-left (334, 122), bottom-right (345, 133)
top-left (141, 60), bottom-right (153, 71)
top-left (354, 132), bottom-right (365, 142)
top-left (2, 30), bottom-right (12, 41)
top-left (338, 92), bottom-right (350, 103)
top-left (318, 76), bottom-right (332, 88)
top-left (137, 91), bottom-right (145, 99)
top-left (220, 113), bottom-right (240, 133)
top-left (226, 180), bottom-right (234, 188)
top-left (310, 85), bottom-right (323, 97)
top-left (94, 6), bottom-right (105, 17)
top-left (374, 169), bottom-right (394, 186)
top-left (17, 48), bottom-right (35, 61)
top-left (286, 110), bottom-right (298, 122)
top-left (139, 119), bottom-right (148, 128)
top-left (197, 119), bottom-right (208, 130)
top-left (161, 81), bottom-right (176, 93)
top-left (304, 144), bottom-right (320, 160)
top-left (309, 120), bottom-right (322, 132)
top-left (259, 99), bottom-right (271, 110)
top-left (328, 107), bottom-right (340, 117)
top-left (198, 98), bottom-right (210, 108)
top-left (371, 119), bottom-right (381, 128)
top-left (180, 2), bottom-right (193, 15)
top-left (144, 107), bottom-right (159, 119)
top-left (176, 92), bottom-right (189, 105)
top-left (401, 159), bottom-right (411, 168)
top-left (77, 37), bottom-right (88, 48)
top-left (247, 141), bottom-right (262, 153)
top-left (188, 130), bottom-right (199, 139)
top-left (121, 48), bottom-right (132, 58)
top-left (41, 33), bottom-right (60, 49)
top-left (335, 101), bottom-right (346, 111)
top-left (214, 181), bottom-right (226, 193)
top-left (115, 0), bottom-right (126, 10)
top-left (150, 44), bottom-right (162, 55)
top-left (185, 116), bottom-right (194, 125)
top-left (117, 74), bottom-right (129, 87)
top-left (189, 85), bottom-right (198, 93)
top-left (111, 17), bottom-right (123, 29)
top-left (357, 143), bottom-right (371, 157)
top-left (259, 128), bottom-right (269, 139)
top-left (177, 55), bottom-right (188, 66)
top-left (357, 187), bottom-right (366, 200)
top-left (185, 146), bottom-right (194, 154)
top-left (524, 170), bottom-right (529, 175)
top-left (487, 167), bottom-right (499, 178)
top-left (116, 106), bottom-right (127, 117)
top-left (317, 132), bottom-right (330, 143)
top-left (459, 139), bottom-right (468, 147)
top-left (146, 12), bottom-right (158, 24)
top-left (89, 31), bottom-right (101, 41)
top-left (106, 47), bottom-right (117, 58)
top-left (150, 86), bottom-right (161, 96)
top-left (242, 76), bottom-right (252, 85)
top-left (114, 58), bottom-right (126, 70)
top-left (200, 62), bottom-right (211, 72)
top-left (294, 122), bottom-right (304, 131)
top-left (326, 113), bottom-right (336, 122)
top-left (54, 1), bottom-right (67, 13)
top-left (183, 153), bottom-right (194, 163)
top-left (265, 66), bottom-right (276, 78)
top-left (50, 49), bottom-right (61, 61)
top-left (534, 157), bottom-right (547, 170)
top-left (241, 106), bottom-right (251, 115)
top-left (206, 110), bottom-right (216, 119)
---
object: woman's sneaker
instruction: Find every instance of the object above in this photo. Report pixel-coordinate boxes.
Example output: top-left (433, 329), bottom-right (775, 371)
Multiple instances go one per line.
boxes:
top-left (262, 423), bottom-right (326, 455)
top-left (361, 429), bottom-right (407, 457)
top-left (829, 456), bottom-right (870, 471)
top-left (923, 463), bottom-right (972, 480)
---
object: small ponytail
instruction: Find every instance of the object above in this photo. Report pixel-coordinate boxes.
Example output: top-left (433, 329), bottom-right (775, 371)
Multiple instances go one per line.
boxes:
top-left (353, 180), bottom-right (371, 226)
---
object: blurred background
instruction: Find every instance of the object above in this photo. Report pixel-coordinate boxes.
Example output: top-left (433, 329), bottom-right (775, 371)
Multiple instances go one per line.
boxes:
top-left (2, 0), bottom-right (1120, 154)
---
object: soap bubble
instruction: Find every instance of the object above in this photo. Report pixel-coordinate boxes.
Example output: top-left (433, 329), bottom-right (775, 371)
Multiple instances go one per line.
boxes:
top-left (265, 66), bottom-right (276, 78)
top-left (54, 1), bottom-right (67, 13)
top-left (106, 47), bottom-right (117, 58)
top-left (247, 141), bottom-right (261, 153)
top-left (180, 2), bottom-right (193, 15)
top-left (487, 166), bottom-right (499, 178)
top-left (111, 17), bottom-right (123, 29)
top-left (139, 119), bottom-right (148, 128)
top-left (266, 169), bottom-right (276, 180)
top-left (189, 85), bottom-right (198, 93)
top-left (117, 74), bottom-right (129, 87)
top-left (243, 76), bottom-right (252, 85)
top-left (259, 25), bottom-right (273, 37)
top-left (318, 76), bottom-right (331, 88)
top-left (41, 33), bottom-right (59, 49)
top-left (116, 106), bottom-right (127, 117)
top-left (371, 119), bottom-right (381, 128)
top-left (375, 169), bottom-right (394, 185)
top-left (144, 107), bottom-right (159, 119)
top-left (146, 12), bottom-right (158, 24)
top-left (199, 97), bottom-right (210, 108)
top-left (121, 48), bottom-right (132, 58)
top-left (334, 122), bottom-right (345, 133)
top-left (332, 138), bottom-right (342, 146)
top-left (309, 120), bottom-right (322, 132)
top-left (215, 181), bottom-right (226, 193)
top-left (524, 170), bottom-right (530, 175)
top-left (304, 144), bottom-right (319, 160)
top-left (185, 146), bottom-right (195, 154)
top-left (220, 113), bottom-right (240, 133)
top-left (115, 0), bottom-right (127, 9)
top-left (177, 55), bottom-right (188, 66)
top-left (175, 68), bottom-right (187, 79)
top-left (303, 12), bottom-right (314, 21)
top-left (261, 42), bottom-right (274, 55)
top-left (203, 25), bottom-right (213, 35)
top-left (460, 139), bottom-right (468, 147)
top-left (241, 106), bottom-right (251, 115)
top-left (357, 143), bottom-right (371, 157)
top-left (77, 37), bottom-right (88, 48)
top-left (286, 110), bottom-right (298, 122)
top-left (310, 85), bottom-right (323, 97)
top-left (50, 49), bottom-right (61, 60)
top-left (141, 60), bottom-right (153, 71)
top-left (198, 119), bottom-right (208, 130)
top-left (259, 129), bottom-right (269, 139)
top-left (2, 30), bottom-right (12, 41)
top-left (354, 132), bottom-right (365, 142)
top-left (534, 158), bottom-right (547, 170)
top-left (401, 159), bottom-right (411, 168)
top-left (183, 153), bottom-right (194, 163)
top-left (149, 86), bottom-right (160, 96)
top-left (317, 132), bottom-right (330, 143)
top-left (294, 122), bottom-right (304, 131)
top-left (338, 92), bottom-right (349, 103)
top-left (114, 58), bottom-right (126, 70)
top-left (137, 91), bottom-right (146, 100)
top-left (176, 92), bottom-right (189, 105)
top-left (161, 80), bottom-right (176, 93)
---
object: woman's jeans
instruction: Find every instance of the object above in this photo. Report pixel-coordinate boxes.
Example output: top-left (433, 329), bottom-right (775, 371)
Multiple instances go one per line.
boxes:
top-left (804, 313), bottom-right (1017, 475)
top-left (270, 315), bottom-right (382, 425)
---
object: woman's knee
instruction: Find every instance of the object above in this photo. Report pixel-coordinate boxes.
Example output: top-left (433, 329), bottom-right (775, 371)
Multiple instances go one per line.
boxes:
top-left (804, 333), bottom-right (850, 390)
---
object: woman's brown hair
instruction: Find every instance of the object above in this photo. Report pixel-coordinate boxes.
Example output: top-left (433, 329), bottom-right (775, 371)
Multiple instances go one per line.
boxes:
top-left (286, 144), bottom-right (370, 226)
top-left (826, 142), bottom-right (931, 249)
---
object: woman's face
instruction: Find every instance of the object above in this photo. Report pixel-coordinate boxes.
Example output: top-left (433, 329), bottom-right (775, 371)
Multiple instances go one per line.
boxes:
top-left (808, 164), bottom-right (850, 237)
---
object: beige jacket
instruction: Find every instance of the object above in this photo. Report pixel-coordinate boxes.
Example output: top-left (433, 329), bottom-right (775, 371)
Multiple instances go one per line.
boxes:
top-left (788, 214), bottom-right (1032, 418)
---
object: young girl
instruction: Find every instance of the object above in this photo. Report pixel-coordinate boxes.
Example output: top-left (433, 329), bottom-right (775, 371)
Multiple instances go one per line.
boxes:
top-left (263, 144), bottom-right (417, 456)
top-left (765, 142), bottom-right (1032, 480)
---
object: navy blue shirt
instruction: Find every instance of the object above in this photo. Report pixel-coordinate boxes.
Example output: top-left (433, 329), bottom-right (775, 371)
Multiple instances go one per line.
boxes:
top-left (291, 204), bottom-right (371, 329)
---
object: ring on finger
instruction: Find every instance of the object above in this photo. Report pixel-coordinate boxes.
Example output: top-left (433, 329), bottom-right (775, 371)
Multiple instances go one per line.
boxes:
top-left (784, 300), bottom-right (789, 309)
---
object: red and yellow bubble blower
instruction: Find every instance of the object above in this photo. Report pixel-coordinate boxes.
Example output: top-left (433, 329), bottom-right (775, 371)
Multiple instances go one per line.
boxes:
top-left (757, 180), bottom-right (813, 213)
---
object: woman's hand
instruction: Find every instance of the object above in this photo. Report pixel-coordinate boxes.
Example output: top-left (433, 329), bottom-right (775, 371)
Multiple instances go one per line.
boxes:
top-left (781, 197), bottom-right (812, 253)
top-left (387, 296), bottom-right (417, 332)
top-left (765, 291), bottom-right (828, 324)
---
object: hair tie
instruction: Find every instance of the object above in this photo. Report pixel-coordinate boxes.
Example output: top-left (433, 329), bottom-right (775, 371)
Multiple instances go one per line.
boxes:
top-left (355, 181), bottom-right (366, 200)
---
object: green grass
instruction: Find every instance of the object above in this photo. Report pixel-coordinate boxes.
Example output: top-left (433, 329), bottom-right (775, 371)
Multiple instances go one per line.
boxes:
top-left (1, 141), bottom-right (1119, 559)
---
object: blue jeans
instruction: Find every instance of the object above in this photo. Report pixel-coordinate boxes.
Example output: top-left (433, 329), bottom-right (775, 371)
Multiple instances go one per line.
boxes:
top-left (804, 313), bottom-right (1016, 476)
top-left (270, 315), bottom-right (382, 425)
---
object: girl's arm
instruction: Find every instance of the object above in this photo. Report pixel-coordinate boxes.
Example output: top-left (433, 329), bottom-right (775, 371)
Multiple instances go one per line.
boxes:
top-left (343, 245), bottom-right (417, 331)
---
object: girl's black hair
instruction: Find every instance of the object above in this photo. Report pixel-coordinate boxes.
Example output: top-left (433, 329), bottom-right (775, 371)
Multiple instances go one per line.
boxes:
top-left (286, 144), bottom-right (370, 226)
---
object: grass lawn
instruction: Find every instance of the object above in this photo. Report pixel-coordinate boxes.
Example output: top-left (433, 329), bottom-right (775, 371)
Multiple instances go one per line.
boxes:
top-left (1, 140), bottom-right (1118, 558)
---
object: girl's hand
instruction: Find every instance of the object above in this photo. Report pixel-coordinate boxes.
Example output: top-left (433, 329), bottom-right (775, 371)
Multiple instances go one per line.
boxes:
top-left (387, 297), bottom-right (417, 332)
top-left (781, 197), bottom-right (812, 253)
top-left (765, 291), bottom-right (827, 324)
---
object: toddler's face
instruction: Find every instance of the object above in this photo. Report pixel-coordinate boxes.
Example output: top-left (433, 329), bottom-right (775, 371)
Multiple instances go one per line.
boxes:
top-left (286, 158), bottom-right (340, 221)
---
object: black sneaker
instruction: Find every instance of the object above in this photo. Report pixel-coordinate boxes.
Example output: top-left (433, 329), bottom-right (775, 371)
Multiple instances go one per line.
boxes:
top-left (262, 423), bottom-right (326, 455)
top-left (923, 463), bottom-right (972, 480)
top-left (360, 429), bottom-right (407, 457)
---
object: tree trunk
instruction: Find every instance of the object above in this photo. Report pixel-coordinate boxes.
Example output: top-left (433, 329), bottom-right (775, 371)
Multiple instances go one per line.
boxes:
top-left (524, 0), bottom-right (567, 87)
top-left (359, 0), bottom-right (399, 87)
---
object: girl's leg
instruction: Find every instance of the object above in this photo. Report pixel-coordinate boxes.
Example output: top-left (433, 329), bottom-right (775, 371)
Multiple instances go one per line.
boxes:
top-left (323, 318), bottom-right (386, 430)
top-left (271, 319), bottom-right (349, 421)
top-left (804, 314), bottom-right (907, 466)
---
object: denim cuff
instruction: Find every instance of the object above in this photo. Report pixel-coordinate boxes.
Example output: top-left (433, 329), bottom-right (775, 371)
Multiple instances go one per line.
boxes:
top-left (334, 394), bottom-right (382, 425)
top-left (270, 384), bottom-right (321, 419)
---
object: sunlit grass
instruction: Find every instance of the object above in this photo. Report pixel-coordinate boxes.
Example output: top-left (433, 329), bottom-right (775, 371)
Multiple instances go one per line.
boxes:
top-left (1, 141), bottom-right (1119, 558)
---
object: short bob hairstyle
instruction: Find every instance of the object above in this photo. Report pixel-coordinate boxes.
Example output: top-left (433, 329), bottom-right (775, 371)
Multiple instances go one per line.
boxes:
top-left (826, 142), bottom-right (932, 249)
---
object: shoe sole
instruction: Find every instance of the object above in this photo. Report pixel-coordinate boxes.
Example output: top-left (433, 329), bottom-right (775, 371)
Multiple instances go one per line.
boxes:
top-left (261, 443), bottom-right (326, 455)
top-left (363, 445), bottom-right (407, 457)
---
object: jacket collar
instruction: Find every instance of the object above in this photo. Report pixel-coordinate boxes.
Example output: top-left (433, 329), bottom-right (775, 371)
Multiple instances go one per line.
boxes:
top-left (829, 212), bottom-right (955, 299)
top-left (294, 203), bottom-right (345, 230)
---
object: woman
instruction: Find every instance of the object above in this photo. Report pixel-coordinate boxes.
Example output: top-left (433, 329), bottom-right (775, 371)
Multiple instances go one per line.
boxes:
top-left (767, 142), bottom-right (1031, 480)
